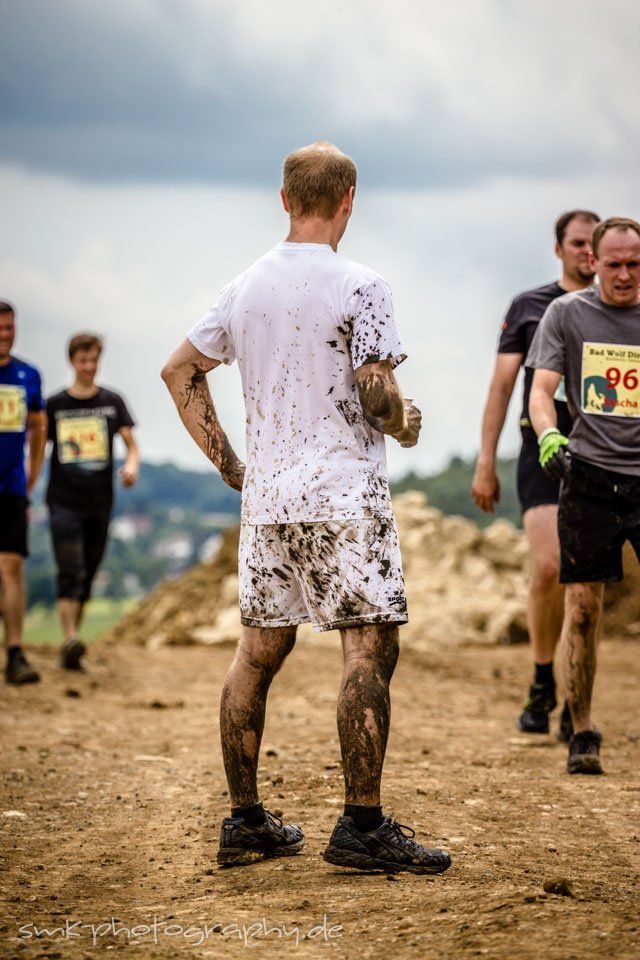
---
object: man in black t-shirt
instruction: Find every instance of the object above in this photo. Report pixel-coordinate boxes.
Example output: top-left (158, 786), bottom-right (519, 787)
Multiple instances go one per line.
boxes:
top-left (46, 333), bottom-right (139, 670)
top-left (471, 210), bottom-right (599, 739)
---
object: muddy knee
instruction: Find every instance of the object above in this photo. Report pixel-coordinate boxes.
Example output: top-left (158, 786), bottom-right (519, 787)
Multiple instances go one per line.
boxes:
top-left (565, 585), bottom-right (603, 633)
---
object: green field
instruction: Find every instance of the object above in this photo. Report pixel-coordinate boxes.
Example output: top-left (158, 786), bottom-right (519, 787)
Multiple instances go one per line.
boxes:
top-left (23, 598), bottom-right (137, 646)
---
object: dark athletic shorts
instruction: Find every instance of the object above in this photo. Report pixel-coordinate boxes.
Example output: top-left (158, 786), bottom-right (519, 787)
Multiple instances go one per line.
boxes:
top-left (558, 456), bottom-right (640, 584)
top-left (517, 429), bottom-right (562, 514)
top-left (49, 507), bottom-right (111, 603)
top-left (0, 493), bottom-right (29, 556)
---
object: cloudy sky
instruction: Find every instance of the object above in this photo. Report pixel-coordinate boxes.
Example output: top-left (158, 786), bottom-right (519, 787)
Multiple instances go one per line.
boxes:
top-left (2, 0), bottom-right (638, 481)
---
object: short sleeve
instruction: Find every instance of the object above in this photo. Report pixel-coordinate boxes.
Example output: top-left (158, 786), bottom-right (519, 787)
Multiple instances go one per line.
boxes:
top-left (497, 298), bottom-right (527, 354)
top-left (187, 300), bottom-right (236, 365)
top-left (46, 397), bottom-right (55, 440)
top-left (348, 277), bottom-right (407, 371)
top-left (526, 300), bottom-right (565, 374)
top-left (115, 394), bottom-right (135, 430)
top-left (28, 367), bottom-right (45, 412)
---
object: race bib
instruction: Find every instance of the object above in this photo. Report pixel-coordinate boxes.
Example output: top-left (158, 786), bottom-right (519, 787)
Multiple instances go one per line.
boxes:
top-left (581, 343), bottom-right (640, 417)
top-left (0, 385), bottom-right (27, 432)
top-left (57, 415), bottom-right (109, 463)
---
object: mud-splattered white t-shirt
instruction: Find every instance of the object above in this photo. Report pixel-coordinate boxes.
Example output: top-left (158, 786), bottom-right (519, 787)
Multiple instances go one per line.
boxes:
top-left (188, 242), bottom-right (406, 524)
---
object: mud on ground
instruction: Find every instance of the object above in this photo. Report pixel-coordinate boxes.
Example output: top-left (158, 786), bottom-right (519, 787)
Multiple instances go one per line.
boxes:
top-left (1, 634), bottom-right (639, 960)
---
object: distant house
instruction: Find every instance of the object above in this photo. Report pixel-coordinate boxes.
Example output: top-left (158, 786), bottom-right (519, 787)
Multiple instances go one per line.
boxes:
top-left (199, 534), bottom-right (223, 563)
top-left (153, 533), bottom-right (194, 561)
top-left (111, 514), bottom-right (152, 541)
top-left (200, 512), bottom-right (238, 529)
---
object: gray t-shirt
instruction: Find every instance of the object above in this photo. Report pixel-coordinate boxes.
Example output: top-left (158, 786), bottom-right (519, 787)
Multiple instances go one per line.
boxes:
top-left (527, 287), bottom-right (640, 476)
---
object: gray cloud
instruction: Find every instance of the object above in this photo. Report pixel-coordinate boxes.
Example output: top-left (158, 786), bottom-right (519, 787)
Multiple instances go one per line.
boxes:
top-left (1, 0), bottom-right (637, 188)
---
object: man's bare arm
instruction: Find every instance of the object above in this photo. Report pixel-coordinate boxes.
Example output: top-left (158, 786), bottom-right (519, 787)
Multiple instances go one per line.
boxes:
top-left (471, 353), bottom-right (522, 513)
top-left (161, 339), bottom-right (245, 491)
top-left (26, 410), bottom-right (47, 496)
top-left (355, 359), bottom-right (421, 448)
top-left (529, 368), bottom-right (563, 437)
top-left (118, 426), bottom-right (140, 488)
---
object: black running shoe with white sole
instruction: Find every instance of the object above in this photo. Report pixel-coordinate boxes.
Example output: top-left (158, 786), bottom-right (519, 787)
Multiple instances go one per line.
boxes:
top-left (323, 815), bottom-right (451, 875)
top-left (567, 730), bottom-right (603, 775)
top-left (217, 807), bottom-right (304, 866)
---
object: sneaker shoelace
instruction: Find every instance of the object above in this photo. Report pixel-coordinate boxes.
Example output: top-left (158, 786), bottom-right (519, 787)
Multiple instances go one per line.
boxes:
top-left (264, 810), bottom-right (284, 829)
top-left (387, 819), bottom-right (423, 853)
top-left (389, 819), bottom-right (415, 839)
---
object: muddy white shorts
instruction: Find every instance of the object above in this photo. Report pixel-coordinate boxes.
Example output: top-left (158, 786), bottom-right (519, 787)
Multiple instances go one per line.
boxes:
top-left (239, 517), bottom-right (407, 632)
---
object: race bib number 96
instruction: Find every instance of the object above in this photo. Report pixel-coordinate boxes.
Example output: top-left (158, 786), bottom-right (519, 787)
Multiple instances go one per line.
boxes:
top-left (581, 343), bottom-right (640, 418)
top-left (57, 415), bottom-right (109, 463)
top-left (0, 385), bottom-right (27, 432)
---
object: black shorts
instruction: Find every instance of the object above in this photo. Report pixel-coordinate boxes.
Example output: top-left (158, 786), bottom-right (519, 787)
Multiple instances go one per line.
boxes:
top-left (517, 430), bottom-right (562, 514)
top-left (0, 493), bottom-right (29, 556)
top-left (558, 456), bottom-right (640, 584)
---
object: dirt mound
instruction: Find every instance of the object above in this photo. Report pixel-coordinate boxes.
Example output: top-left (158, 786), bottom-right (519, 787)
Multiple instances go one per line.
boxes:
top-left (102, 525), bottom-right (240, 649)
top-left (394, 492), bottom-right (530, 648)
top-left (603, 542), bottom-right (640, 637)
top-left (103, 492), bottom-right (639, 650)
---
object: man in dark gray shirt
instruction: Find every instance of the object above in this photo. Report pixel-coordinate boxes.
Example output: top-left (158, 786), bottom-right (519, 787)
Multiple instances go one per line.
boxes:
top-left (528, 216), bottom-right (640, 776)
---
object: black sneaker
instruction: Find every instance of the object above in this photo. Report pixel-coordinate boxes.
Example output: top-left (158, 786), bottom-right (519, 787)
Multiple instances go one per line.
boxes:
top-left (323, 815), bottom-right (451, 875)
top-left (517, 682), bottom-right (557, 733)
top-left (567, 730), bottom-right (603, 775)
top-left (557, 701), bottom-right (574, 743)
top-left (217, 807), bottom-right (304, 866)
top-left (6, 650), bottom-right (40, 684)
top-left (60, 638), bottom-right (86, 671)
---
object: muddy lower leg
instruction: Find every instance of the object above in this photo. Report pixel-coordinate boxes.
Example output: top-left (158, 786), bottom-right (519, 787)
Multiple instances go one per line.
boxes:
top-left (220, 625), bottom-right (296, 808)
top-left (338, 624), bottom-right (400, 806)
top-left (561, 582), bottom-right (604, 733)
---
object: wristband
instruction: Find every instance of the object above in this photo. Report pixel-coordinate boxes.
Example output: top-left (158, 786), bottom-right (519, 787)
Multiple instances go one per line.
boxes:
top-left (537, 426), bottom-right (561, 447)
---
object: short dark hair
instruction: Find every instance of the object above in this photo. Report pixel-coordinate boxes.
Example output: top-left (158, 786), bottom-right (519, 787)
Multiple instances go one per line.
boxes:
top-left (0, 301), bottom-right (15, 318)
top-left (68, 332), bottom-right (104, 360)
top-left (592, 216), bottom-right (640, 258)
top-left (555, 209), bottom-right (600, 246)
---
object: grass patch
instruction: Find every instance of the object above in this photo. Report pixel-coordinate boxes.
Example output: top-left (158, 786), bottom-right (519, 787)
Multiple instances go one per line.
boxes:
top-left (24, 598), bottom-right (138, 646)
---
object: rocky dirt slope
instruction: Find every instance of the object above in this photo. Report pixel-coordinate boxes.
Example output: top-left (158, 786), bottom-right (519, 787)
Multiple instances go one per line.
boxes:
top-left (104, 492), bottom-right (640, 651)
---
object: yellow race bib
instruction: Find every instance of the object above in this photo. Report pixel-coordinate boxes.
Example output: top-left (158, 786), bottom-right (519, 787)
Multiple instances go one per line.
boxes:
top-left (0, 385), bottom-right (27, 432)
top-left (581, 343), bottom-right (640, 418)
top-left (57, 415), bottom-right (109, 463)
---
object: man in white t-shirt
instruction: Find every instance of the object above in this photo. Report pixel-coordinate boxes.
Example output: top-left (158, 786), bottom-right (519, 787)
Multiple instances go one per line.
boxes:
top-left (162, 142), bottom-right (450, 876)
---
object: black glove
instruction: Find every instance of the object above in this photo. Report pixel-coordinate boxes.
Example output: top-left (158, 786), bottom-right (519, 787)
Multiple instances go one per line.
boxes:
top-left (543, 447), bottom-right (570, 480)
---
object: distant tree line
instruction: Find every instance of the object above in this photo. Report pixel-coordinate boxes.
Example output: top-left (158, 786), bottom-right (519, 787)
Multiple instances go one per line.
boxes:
top-left (390, 456), bottom-right (520, 529)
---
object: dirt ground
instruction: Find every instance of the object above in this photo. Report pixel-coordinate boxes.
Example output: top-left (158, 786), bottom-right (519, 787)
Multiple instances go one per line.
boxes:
top-left (1, 633), bottom-right (638, 960)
